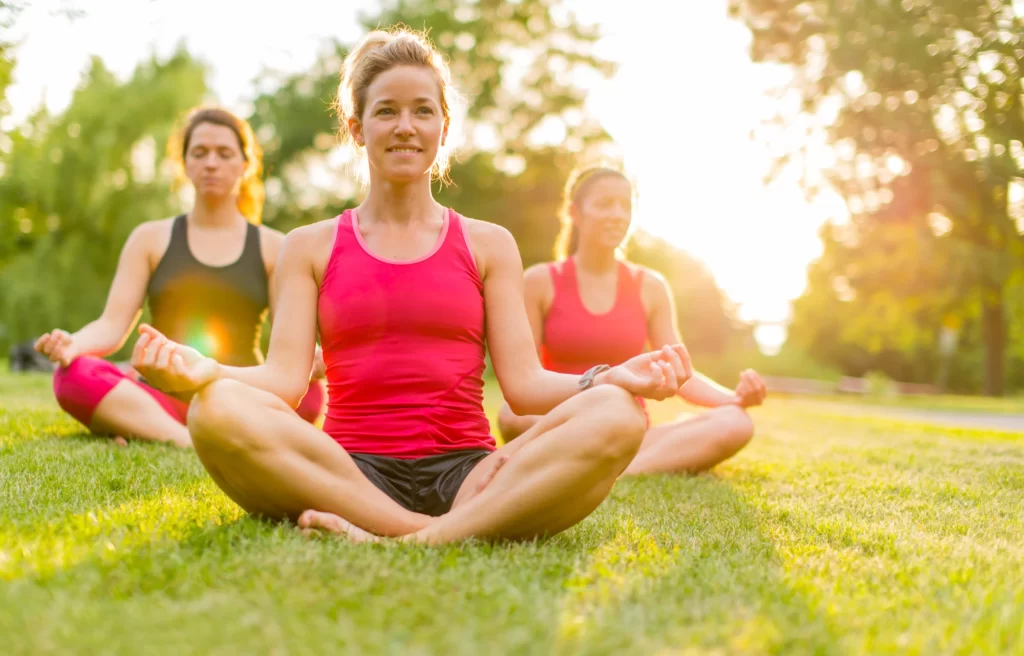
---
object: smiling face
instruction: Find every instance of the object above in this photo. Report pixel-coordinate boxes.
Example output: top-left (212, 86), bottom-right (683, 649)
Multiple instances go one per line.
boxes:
top-left (183, 122), bottom-right (246, 200)
top-left (574, 174), bottom-right (634, 254)
top-left (348, 65), bottom-right (448, 185)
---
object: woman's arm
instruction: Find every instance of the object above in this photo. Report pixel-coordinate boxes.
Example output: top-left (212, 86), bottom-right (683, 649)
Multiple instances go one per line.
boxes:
top-left (36, 223), bottom-right (159, 365)
top-left (643, 270), bottom-right (762, 408)
top-left (259, 224), bottom-right (325, 380)
top-left (473, 222), bottom-right (689, 416)
top-left (133, 226), bottom-right (321, 408)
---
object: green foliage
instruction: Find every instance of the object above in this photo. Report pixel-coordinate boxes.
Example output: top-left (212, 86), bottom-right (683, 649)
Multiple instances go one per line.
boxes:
top-left (0, 49), bottom-right (207, 350)
top-left (729, 0), bottom-right (1024, 394)
top-left (363, 0), bottom-right (615, 155)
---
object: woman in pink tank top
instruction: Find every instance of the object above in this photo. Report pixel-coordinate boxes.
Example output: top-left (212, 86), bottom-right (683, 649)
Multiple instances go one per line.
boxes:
top-left (129, 29), bottom-right (693, 544)
top-left (498, 167), bottom-right (768, 475)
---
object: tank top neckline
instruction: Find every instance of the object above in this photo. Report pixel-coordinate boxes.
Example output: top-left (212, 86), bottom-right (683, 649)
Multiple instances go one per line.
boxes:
top-left (350, 208), bottom-right (451, 266)
top-left (560, 256), bottom-right (635, 318)
top-left (179, 214), bottom-right (256, 271)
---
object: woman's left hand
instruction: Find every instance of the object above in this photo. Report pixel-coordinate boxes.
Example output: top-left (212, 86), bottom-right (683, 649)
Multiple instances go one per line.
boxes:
top-left (598, 344), bottom-right (693, 401)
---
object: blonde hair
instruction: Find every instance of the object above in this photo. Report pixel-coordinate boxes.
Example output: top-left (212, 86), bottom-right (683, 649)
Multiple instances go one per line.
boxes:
top-left (335, 27), bottom-right (455, 183)
top-left (168, 106), bottom-right (265, 224)
top-left (553, 166), bottom-right (631, 260)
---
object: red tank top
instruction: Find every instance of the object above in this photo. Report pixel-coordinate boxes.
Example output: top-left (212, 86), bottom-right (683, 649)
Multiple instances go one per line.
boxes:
top-left (541, 257), bottom-right (648, 374)
top-left (317, 209), bottom-right (495, 458)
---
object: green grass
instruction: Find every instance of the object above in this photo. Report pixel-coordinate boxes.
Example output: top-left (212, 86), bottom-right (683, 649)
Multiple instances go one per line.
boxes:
top-left (1, 370), bottom-right (1023, 655)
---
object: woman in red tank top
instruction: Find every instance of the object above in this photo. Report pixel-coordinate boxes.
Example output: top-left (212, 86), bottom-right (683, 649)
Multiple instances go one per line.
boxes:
top-left (498, 167), bottom-right (768, 475)
top-left (129, 29), bottom-right (693, 544)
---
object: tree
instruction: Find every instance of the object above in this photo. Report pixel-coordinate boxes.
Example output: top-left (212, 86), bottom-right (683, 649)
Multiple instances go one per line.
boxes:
top-left (363, 0), bottom-right (614, 156)
top-left (729, 0), bottom-right (1024, 395)
top-left (0, 48), bottom-right (207, 351)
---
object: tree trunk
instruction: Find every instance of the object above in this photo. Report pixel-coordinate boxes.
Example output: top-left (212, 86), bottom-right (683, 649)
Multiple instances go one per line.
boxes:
top-left (981, 288), bottom-right (1005, 397)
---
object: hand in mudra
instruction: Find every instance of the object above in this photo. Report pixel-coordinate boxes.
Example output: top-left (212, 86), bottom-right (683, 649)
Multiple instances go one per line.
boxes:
top-left (732, 369), bottom-right (767, 408)
top-left (34, 329), bottom-right (79, 368)
top-left (602, 344), bottom-right (693, 401)
top-left (130, 324), bottom-right (219, 394)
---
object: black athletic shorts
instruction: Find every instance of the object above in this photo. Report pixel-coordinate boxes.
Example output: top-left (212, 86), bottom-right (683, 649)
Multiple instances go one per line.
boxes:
top-left (349, 449), bottom-right (492, 517)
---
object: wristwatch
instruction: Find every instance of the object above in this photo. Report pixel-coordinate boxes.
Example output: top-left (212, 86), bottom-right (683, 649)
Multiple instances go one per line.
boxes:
top-left (578, 364), bottom-right (610, 391)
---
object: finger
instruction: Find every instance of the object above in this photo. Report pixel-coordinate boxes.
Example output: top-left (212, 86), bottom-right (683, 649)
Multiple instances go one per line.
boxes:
top-left (138, 323), bottom-right (166, 340)
top-left (650, 360), bottom-right (665, 388)
top-left (752, 373), bottom-right (768, 398)
top-left (659, 359), bottom-right (677, 392)
top-left (672, 344), bottom-right (693, 381)
top-left (143, 337), bottom-right (167, 368)
top-left (171, 353), bottom-right (192, 383)
top-left (659, 345), bottom-right (686, 388)
top-left (155, 341), bottom-right (176, 370)
top-left (131, 333), bottom-right (152, 369)
top-left (57, 349), bottom-right (75, 368)
top-left (34, 333), bottom-right (50, 352)
top-left (56, 330), bottom-right (72, 345)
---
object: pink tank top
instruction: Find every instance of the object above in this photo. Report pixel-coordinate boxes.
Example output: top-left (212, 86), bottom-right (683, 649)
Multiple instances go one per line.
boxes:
top-left (541, 257), bottom-right (648, 375)
top-left (317, 209), bottom-right (495, 458)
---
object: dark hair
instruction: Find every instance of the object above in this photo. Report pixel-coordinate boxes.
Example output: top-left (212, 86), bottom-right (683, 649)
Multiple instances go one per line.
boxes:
top-left (553, 167), bottom-right (630, 260)
top-left (168, 106), bottom-right (265, 224)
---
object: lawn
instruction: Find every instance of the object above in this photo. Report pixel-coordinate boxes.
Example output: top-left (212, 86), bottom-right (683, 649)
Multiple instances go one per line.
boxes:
top-left (1, 370), bottom-right (1022, 655)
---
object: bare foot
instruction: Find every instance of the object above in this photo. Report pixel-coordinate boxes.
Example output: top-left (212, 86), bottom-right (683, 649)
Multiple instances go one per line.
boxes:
top-left (297, 509), bottom-right (380, 544)
top-left (112, 436), bottom-right (129, 447)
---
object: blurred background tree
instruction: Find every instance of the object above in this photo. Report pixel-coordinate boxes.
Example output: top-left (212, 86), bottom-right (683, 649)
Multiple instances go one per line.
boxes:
top-left (729, 0), bottom-right (1024, 395)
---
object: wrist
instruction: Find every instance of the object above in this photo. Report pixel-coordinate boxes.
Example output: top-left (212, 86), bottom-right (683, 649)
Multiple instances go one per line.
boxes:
top-left (593, 367), bottom-right (614, 388)
top-left (578, 364), bottom-right (612, 392)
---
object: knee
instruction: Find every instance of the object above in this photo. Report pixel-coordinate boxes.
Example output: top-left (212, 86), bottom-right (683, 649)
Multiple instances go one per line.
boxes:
top-left (52, 356), bottom-right (98, 402)
top-left (51, 356), bottom-right (112, 424)
top-left (719, 405), bottom-right (755, 451)
top-left (579, 385), bottom-right (647, 462)
top-left (187, 379), bottom-right (252, 451)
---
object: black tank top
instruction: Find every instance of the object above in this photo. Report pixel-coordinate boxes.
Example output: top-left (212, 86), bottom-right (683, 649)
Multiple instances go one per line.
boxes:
top-left (147, 215), bottom-right (269, 367)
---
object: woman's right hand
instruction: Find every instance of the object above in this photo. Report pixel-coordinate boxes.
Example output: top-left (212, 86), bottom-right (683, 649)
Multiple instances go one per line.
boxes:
top-left (131, 324), bottom-right (220, 394)
top-left (34, 329), bottom-right (80, 368)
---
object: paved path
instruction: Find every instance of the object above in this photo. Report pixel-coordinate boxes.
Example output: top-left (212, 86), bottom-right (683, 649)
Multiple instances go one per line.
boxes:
top-left (801, 402), bottom-right (1024, 433)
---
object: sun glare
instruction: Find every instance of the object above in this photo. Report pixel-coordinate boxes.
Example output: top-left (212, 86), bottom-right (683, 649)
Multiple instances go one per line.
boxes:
top-left (577, 1), bottom-right (847, 351)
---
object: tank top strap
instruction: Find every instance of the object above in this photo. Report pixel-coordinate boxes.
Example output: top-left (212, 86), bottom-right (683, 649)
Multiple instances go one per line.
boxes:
top-left (239, 221), bottom-right (263, 272)
top-left (618, 260), bottom-right (643, 302)
top-left (549, 257), bottom-right (577, 295)
top-left (168, 214), bottom-right (188, 253)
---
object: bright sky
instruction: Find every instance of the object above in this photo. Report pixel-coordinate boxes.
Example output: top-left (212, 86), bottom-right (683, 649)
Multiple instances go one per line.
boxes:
top-left (6, 0), bottom-right (848, 350)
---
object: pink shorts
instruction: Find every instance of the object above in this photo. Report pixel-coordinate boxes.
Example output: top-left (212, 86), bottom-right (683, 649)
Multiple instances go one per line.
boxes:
top-left (52, 356), bottom-right (326, 433)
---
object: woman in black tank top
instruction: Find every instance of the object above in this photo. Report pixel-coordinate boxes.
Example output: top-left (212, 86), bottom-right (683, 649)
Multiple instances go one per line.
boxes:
top-left (35, 107), bottom-right (325, 447)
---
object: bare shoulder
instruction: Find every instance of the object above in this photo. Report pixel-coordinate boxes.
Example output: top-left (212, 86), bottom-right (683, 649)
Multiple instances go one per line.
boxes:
top-left (131, 216), bottom-right (175, 242)
top-left (461, 216), bottom-right (521, 277)
top-left (256, 224), bottom-right (287, 270)
top-left (524, 261), bottom-right (555, 290)
top-left (282, 218), bottom-right (339, 275)
top-left (628, 263), bottom-right (667, 291)
top-left (523, 260), bottom-right (555, 307)
top-left (462, 216), bottom-right (516, 250)
top-left (625, 264), bottom-right (671, 315)
top-left (282, 218), bottom-right (336, 251)
top-left (257, 224), bottom-right (287, 247)
top-left (127, 217), bottom-right (177, 262)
